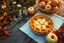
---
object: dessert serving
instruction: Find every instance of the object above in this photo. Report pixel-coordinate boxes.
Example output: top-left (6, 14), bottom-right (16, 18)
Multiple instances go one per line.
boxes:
top-left (29, 14), bottom-right (54, 34)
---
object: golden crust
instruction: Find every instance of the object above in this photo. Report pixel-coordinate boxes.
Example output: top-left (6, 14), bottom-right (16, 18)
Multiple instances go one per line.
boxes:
top-left (29, 14), bottom-right (54, 34)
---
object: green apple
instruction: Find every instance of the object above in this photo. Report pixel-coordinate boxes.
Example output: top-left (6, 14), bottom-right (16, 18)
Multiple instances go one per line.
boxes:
top-left (46, 33), bottom-right (58, 43)
top-left (45, 4), bottom-right (51, 10)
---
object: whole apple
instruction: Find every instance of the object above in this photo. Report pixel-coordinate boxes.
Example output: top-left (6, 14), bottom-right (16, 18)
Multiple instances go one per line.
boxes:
top-left (45, 4), bottom-right (51, 10)
top-left (46, 33), bottom-right (58, 43)
top-left (47, 1), bottom-right (51, 4)
top-left (52, 6), bottom-right (59, 12)
top-left (39, 1), bottom-right (46, 8)
top-left (43, 0), bottom-right (51, 3)
top-left (51, 0), bottom-right (60, 7)
top-left (28, 7), bottom-right (35, 15)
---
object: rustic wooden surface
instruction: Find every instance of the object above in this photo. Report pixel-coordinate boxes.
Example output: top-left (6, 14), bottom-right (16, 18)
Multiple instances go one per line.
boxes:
top-left (0, 16), bottom-right (37, 43)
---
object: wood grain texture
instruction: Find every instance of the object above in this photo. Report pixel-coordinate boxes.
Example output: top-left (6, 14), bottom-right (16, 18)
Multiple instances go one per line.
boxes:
top-left (0, 16), bottom-right (37, 43)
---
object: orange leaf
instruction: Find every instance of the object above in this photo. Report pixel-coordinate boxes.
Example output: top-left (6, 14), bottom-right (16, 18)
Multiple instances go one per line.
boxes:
top-left (3, 12), bottom-right (8, 17)
top-left (3, 1), bottom-right (6, 5)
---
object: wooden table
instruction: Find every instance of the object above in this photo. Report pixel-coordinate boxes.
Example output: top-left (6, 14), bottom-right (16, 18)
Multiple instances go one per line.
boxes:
top-left (0, 16), bottom-right (37, 43)
top-left (0, 1), bottom-right (64, 42)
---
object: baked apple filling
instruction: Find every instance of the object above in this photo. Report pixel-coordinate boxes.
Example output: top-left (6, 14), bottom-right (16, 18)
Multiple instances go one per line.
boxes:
top-left (30, 14), bottom-right (54, 34)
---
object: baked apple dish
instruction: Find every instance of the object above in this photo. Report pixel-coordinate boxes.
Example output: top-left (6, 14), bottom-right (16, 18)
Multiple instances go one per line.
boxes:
top-left (29, 14), bottom-right (54, 34)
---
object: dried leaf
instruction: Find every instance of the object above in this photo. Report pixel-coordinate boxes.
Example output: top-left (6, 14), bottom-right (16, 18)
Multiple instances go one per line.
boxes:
top-left (4, 31), bottom-right (10, 36)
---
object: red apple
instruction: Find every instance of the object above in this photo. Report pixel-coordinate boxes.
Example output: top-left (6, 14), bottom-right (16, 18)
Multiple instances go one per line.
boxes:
top-left (39, 1), bottom-right (46, 8)
top-left (28, 7), bottom-right (35, 15)
top-left (52, 6), bottom-right (59, 12)
top-left (51, 0), bottom-right (60, 7)
top-left (47, 1), bottom-right (51, 4)
top-left (43, 0), bottom-right (51, 3)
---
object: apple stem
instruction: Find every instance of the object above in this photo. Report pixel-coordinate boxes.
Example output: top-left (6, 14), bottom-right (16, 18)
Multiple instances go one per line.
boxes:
top-left (51, 35), bottom-right (54, 39)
